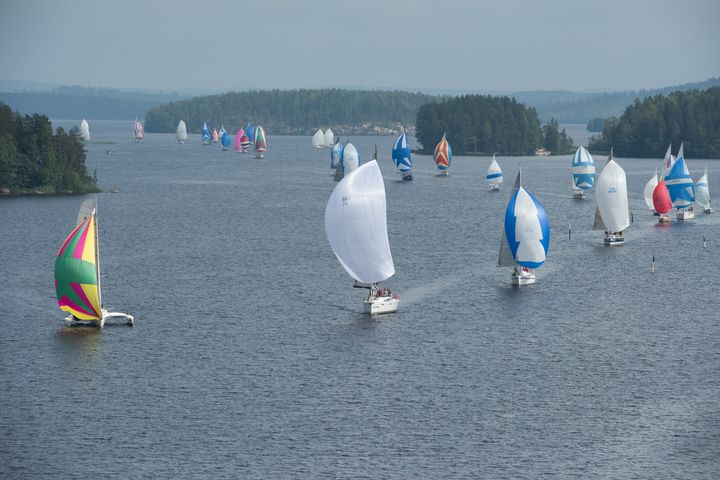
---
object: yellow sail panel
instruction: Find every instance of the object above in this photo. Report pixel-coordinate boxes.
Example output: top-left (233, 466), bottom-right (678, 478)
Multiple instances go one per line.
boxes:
top-left (81, 215), bottom-right (96, 264)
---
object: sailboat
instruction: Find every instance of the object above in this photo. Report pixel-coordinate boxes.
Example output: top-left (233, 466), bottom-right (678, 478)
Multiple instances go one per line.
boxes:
top-left (133, 118), bottom-right (144, 143)
top-left (325, 160), bottom-right (400, 314)
top-left (330, 140), bottom-right (342, 170)
top-left (486, 154), bottom-right (503, 191)
top-left (497, 169), bottom-right (550, 286)
top-left (212, 128), bottom-right (219, 143)
top-left (643, 168), bottom-right (659, 214)
top-left (246, 123), bottom-right (255, 145)
top-left (695, 167), bottom-right (712, 213)
top-left (176, 120), bottom-right (187, 144)
top-left (80, 119), bottom-right (91, 141)
top-left (593, 149), bottom-right (630, 245)
top-left (433, 133), bottom-right (452, 175)
top-left (324, 128), bottom-right (334, 147)
top-left (664, 142), bottom-right (695, 220)
top-left (334, 142), bottom-right (359, 181)
top-left (240, 133), bottom-right (250, 152)
top-left (234, 129), bottom-right (245, 152)
top-left (55, 197), bottom-right (133, 327)
top-left (221, 130), bottom-right (231, 151)
top-left (312, 129), bottom-right (325, 148)
top-left (254, 125), bottom-right (267, 158)
top-left (653, 177), bottom-right (673, 223)
top-left (391, 129), bottom-right (413, 180)
top-left (201, 122), bottom-right (212, 145)
top-left (571, 145), bottom-right (595, 199)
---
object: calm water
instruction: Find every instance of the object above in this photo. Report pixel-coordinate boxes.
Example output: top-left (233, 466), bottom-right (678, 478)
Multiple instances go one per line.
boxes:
top-left (1, 120), bottom-right (719, 479)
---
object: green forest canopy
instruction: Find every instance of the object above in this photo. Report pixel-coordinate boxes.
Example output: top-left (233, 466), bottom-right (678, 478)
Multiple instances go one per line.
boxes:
top-left (0, 102), bottom-right (96, 194)
top-left (144, 89), bottom-right (435, 134)
top-left (589, 87), bottom-right (720, 158)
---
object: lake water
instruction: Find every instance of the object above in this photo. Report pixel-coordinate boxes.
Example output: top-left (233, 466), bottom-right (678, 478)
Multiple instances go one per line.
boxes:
top-left (1, 120), bottom-right (719, 479)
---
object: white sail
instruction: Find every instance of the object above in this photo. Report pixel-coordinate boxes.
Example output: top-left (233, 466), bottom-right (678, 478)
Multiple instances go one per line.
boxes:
top-left (487, 154), bottom-right (503, 185)
top-left (176, 120), bottom-right (188, 141)
top-left (325, 160), bottom-right (395, 284)
top-left (80, 119), bottom-right (90, 141)
top-left (342, 143), bottom-right (359, 175)
top-left (695, 167), bottom-right (711, 208)
top-left (324, 128), bottom-right (334, 147)
top-left (312, 129), bottom-right (325, 148)
top-left (595, 157), bottom-right (630, 232)
top-left (643, 168), bottom-right (659, 211)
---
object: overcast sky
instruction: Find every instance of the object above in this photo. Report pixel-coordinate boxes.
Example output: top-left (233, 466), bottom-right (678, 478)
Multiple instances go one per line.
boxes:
top-left (1, 0), bottom-right (718, 93)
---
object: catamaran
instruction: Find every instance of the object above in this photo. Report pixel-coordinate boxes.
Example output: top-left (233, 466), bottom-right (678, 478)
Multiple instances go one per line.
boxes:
top-left (571, 145), bottom-right (595, 199)
top-left (392, 129), bottom-right (413, 180)
top-left (695, 167), bottom-right (712, 213)
top-left (497, 169), bottom-right (550, 286)
top-left (593, 149), bottom-right (630, 245)
top-left (325, 160), bottom-right (400, 314)
top-left (312, 129), bottom-right (325, 148)
top-left (664, 142), bottom-right (695, 220)
top-left (133, 118), bottom-right (144, 143)
top-left (487, 154), bottom-right (503, 191)
top-left (80, 119), bottom-right (91, 141)
top-left (334, 142), bottom-right (359, 182)
top-left (643, 168), bottom-right (659, 214)
top-left (201, 122), bottom-right (212, 145)
top-left (433, 133), bottom-right (452, 175)
top-left (55, 197), bottom-right (133, 327)
top-left (653, 177), bottom-right (673, 223)
top-left (176, 120), bottom-right (188, 144)
top-left (324, 128), bottom-right (334, 147)
top-left (254, 126), bottom-right (267, 158)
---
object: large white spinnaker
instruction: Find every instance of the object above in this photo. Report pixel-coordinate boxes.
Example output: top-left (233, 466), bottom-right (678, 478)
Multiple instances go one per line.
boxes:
top-left (595, 155), bottom-right (630, 232)
top-left (325, 160), bottom-right (395, 284)
top-left (312, 129), bottom-right (324, 148)
top-left (643, 168), bottom-right (659, 211)
top-left (176, 120), bottom-right (188, 142)
top-left (324, 128), bottom-right (334, 147)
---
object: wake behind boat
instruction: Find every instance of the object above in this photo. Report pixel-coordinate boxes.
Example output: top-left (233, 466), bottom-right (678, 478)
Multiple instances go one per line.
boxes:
top-left (55, 197), bottom-right (133, 328)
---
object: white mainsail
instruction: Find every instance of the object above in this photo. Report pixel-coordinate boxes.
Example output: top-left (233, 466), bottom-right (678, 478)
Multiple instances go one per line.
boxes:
top-left (695, 167), bottom-right (711, 209)
top-left (643, 168), bottom-right (659, 211)
top-left (176, 120), bottom-right (188, 142)
top-left (324, 128), bottom-right (334, 147)
top-left (80, 119), bottom-right (90, 141)
top-left (312, 129), bottom-right (325, 148)
top-left (595, 155), bottom-right (630, 232)
top-left (325, 160), bottom-right (395, 284)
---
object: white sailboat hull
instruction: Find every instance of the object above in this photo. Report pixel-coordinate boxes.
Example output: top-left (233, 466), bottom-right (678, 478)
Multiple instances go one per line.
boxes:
top-left (677, 210), bottom-right (694, 221)
top-left (64, 309), bottom-right (134, 327)
top-left (572, 190), bottom-right (586, 199)
top-left (489, 184), bottom-right (501, 191)
top-left (363, 296), bottom-right (400, 315)
top-left (603, 232), bottom-right (625, 245)
top-left (512, 271), bottom-right (536, 286)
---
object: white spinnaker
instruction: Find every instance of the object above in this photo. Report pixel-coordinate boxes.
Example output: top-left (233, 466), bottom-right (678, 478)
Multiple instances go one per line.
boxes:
top-left (643, 170), bottom-right (658, 210)
top-left (513, 187), bottom-right (546, 265)
top-left (342, 143), bottom-right (359, 175)
top-left (312, 129), bottom-right (324, 147)
top-left (695, 169), bottom-right (710, 208)
top-left (324, 128), bottom-right (334, 146)
top-left (487, 155), bottom-right (503, 185)
top-left (80, 119), bottom-right (90, 141)
top-left (177, 120), bottom-right (188, 141)
top-left (325, 160), bottom-right (395, 284)
top-left (596, 159), bottom-right (630, 232)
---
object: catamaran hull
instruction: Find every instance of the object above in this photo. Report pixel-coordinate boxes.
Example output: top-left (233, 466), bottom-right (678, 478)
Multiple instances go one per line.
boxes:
top-left (64, 309), bottom-right (134, 328)
top-left (363, 297), bottom-right (400, 315)
top-left (677, 210), bottom-right (694, 221)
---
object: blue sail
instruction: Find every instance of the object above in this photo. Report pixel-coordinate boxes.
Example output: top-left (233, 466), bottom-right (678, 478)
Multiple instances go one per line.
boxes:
top-left (221, 131), bottom-right (230, 148)
top-left (664, 155), bottom-right (695, 209)
top-left (391, 130), bottom-right (413, 173)
top-left (571, 145), bottom-right (595, 190)
top-left (201, 122), bottom-right (211, 142)
top-left (246, 123), bottom-right (255, 145)
top-left (504, 185), bottom-right (550, 269)
top-left (330, 141), bottom-right (342, 169)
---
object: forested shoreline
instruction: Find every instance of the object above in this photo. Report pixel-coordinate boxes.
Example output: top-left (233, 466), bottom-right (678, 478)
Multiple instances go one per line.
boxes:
top-left (0, 102), bottom-right (97, 194)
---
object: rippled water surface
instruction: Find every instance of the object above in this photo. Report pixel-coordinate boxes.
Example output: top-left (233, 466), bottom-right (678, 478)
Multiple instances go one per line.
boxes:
top-left (1, 121), bottom-right (719, 479)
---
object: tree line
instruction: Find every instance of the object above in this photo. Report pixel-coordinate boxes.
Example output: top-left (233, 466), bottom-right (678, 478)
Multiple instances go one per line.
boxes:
top-left (0, 102), bottom-right (97, 194)
top-left (589, 87), bottom-right (720, 158)
top-left (415, 94), bottom-right (573, 155)
top-left (144, 89), bottom-right (436, 134)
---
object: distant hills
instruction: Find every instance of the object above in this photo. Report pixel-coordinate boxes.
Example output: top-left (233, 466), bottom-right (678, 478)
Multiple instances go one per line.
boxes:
top-left (1, 77), bottom-right (718, 125)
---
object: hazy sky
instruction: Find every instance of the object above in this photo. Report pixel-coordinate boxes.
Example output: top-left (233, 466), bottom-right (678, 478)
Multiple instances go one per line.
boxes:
top-left (1, 0), bottom-right (718, 93)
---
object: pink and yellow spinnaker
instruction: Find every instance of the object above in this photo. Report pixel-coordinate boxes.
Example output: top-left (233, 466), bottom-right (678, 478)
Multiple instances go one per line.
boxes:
top-left (54, 212), bottom-right (102, 321)
top-left (433, 133), bottom-right (452, 174)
